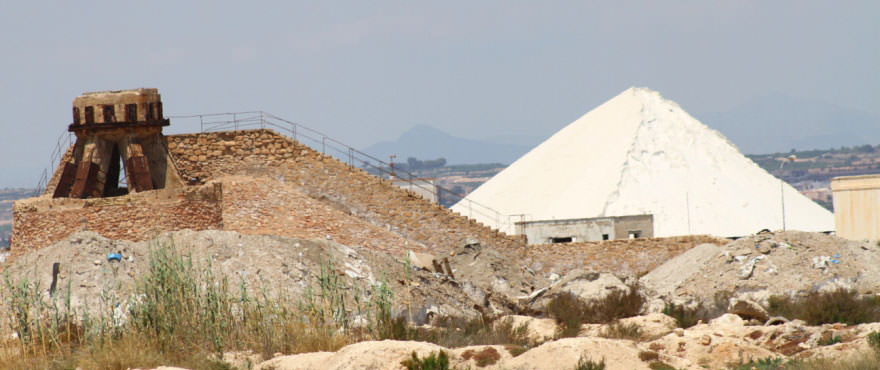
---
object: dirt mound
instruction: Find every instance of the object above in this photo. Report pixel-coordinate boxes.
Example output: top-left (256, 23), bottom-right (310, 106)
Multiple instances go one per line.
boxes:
top-left (0, 230), bottom-right (494, 324)
top-left (641, 230), bottom-right (880, 307)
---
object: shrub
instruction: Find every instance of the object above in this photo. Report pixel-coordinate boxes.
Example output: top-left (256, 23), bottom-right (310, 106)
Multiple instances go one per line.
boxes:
top-left (547, 292), bottom-right (588, 337)
top-left (662, 292), bottom-right (729, 329)
top-left (547, 285), bottom-right (645, 337)
top-left (504, 344), bottom-right (528, 357)
top-left (781, 353), bottom-right (880, 369)
top-left (638, 350), bottom-right (659, 362)
top-left (602, 321), bottom-right (644, 341)
top-left (766, 289), bottom-right (880, 325)
top-left (648, 361), bottom-right (676, 370)
top-left (663, 302), bottom-right (707, 329)
top-left (396, 315), bottom-right (533, 348)
top-left (400, 351), bottom-right (450, 370)
top-left (461, 347), bottom-right (501, 367)
top-left (868, 331), bottom-right (880, 353)
top-left (573, 356), bottom-right (606, 370)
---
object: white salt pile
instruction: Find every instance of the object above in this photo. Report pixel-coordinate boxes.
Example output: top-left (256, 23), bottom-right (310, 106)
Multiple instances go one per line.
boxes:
top-left (451, 87), bottom-right (833, 237)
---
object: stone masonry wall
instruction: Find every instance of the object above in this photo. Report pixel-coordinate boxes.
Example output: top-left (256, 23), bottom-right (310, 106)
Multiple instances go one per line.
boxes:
top-left (12, 185), bottom-right (222, 255)
top-left (524, 235), bottom-right (727, 275)
top-left (43, 145), bottom-right (75, 196)
top-left (167, 129), bottom-right (527, 254)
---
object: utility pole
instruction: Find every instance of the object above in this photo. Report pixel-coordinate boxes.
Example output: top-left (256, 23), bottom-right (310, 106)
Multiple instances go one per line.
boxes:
top-left (778, 155), bottom-right (797, 231)
top-left (389, 154), bottom-right (396, 178)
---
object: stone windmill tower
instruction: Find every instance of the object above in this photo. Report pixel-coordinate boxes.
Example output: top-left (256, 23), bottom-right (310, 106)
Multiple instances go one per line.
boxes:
top-left (52, 88), bottom-right (183, 198)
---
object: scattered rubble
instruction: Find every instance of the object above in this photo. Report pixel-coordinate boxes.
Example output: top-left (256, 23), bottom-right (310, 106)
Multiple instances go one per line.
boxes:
top-left (642, 231), bottom-right (880, 308)
top-left (0, 230), bottom-right (537, 324)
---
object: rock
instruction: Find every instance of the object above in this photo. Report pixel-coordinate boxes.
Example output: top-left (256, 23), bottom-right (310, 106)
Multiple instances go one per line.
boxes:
top-left (257, 340), bottom-right (447, 370)
top-left (559, 270), bottom-right (628, 301)
top-left (617, 313), bottom-right (677, 340)
top-left (709, 314), bottom-right (746, 328)
top-left (406, 250), bottom-right (436, 271)
top-left (729, 299), bottom-right (770, 323)
top-left (699, 334), bottom-right (712, 345)
top-left (737, 255), bottom-right (764, 279)
top-left (500, 337), bottom-right (679, 370)
top-left (765, 316), bottom-right (789, 326)
top-left (639, 243), bottom-right (720, 299)
top-left (756, 240), bottom-right (777, 254)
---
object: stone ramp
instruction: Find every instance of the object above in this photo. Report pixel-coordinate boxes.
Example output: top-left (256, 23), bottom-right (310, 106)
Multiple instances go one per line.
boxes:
top-left (167, 129), bottom-right (526, 255)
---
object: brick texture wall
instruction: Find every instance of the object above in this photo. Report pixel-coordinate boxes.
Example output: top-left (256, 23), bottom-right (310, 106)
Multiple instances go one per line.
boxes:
top-left (12, 185), bottom-right (222, 255)
top-left (524, 235), bottom-right (727, 275)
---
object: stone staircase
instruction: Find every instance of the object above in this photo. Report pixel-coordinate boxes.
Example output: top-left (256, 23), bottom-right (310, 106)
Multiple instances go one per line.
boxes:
top-left (166, 129), bottom-right (526, 254)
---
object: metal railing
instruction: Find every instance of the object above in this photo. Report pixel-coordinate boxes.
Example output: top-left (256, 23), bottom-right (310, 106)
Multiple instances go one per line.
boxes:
top-left (33, 130), bottom-right (75, 196)
top-left (170, 111), bottom-right (512, 232)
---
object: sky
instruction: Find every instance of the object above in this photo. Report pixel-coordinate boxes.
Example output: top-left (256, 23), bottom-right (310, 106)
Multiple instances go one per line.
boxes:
top-left (0, 1), bottom-right (878, 188)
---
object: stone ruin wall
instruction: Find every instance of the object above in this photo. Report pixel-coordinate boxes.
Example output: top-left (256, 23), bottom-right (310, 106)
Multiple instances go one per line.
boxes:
top-left (14, 128), bottom-right (523, 258)
top-left (11, 184), bottom-right (222, 256)
top-left (166, 129), bottom-right (527, 254)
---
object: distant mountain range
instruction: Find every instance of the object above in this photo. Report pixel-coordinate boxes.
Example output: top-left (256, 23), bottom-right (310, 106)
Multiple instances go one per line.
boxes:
top-left (697, 94), bottom-right (880, 155)
top-left (362, 125), bottom-right (534, 165)
top-left (364, 94), bottom-right (880, 164)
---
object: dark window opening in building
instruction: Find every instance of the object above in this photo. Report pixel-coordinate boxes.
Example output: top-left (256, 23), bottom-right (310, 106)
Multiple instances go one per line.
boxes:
top-left (84, 106), bottom-right (94, 124)
top-left (102, 105), bottom-right (116, 123)
top-left (602, 234), bottom-right (609, 240)
top-left (147, 103), bottom-right (156, 120)
top-left (72, 107), bottom-right (80, 125)
top-left (125, 104), bottom-right (137, 122)
top-left (551, 237), bottom-right (573, 244)
top-left (155, 102), bottom-right (163, 119)
top-left (102, 145), bottom-right (128, 197)
top-left (628, 230), bottom-right (642, 239)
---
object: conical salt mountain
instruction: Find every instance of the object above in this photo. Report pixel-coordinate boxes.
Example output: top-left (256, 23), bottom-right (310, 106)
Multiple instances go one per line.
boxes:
top-left (451, 87), bottom-right (833, 238)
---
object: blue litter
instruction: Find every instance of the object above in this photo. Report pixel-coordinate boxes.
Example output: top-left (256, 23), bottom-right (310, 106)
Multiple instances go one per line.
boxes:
top-left (830, 259), bottom-right (841, 264)
top-left (833, 253), bottom-right (841, 258)
top-left (107, 253), bottom-right (122, 262)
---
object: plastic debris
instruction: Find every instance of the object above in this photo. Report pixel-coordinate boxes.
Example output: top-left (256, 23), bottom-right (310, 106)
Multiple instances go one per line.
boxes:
top-left (107, 253), bottom-right (122, 262)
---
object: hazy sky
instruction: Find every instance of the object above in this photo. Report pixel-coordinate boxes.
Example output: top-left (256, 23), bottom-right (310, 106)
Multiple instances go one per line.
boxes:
top-left (1, 1), bottom-right (878, 188)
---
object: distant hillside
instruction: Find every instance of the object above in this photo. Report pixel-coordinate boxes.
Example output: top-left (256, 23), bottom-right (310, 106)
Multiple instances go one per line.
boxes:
top-left (363, 125), bottom-right (532, 165)
top-left (1, 188), bottom-right (33, 248)
top-left (698, 94), bottom-right (880, 155)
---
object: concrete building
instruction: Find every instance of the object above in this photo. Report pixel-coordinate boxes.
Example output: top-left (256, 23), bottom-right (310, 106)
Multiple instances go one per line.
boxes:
top-left (391, 178), bottom-right (439, 203)
top-left (831, 174), bottom-right (880, 240)
top-left (515, 214), bottom-right (653, 245)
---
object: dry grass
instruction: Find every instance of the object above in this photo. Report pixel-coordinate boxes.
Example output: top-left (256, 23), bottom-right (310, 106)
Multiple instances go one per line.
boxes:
top-left (662, 291), bottom-right (730, 328)
top-left (546, 285), bottom-right (645, 338)
top-left (0, 240), bottom-right (389, 369)
top-left (377, 314), bottom-right (535, 349)
top-left (601, 321), bottom-right (644, 341)
top-left (766, 289), bottom-right (880, 325)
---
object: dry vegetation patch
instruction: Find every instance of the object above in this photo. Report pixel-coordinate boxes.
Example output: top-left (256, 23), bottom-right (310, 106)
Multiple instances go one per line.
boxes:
top-left (546, 285), bottom-right (646, 338)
